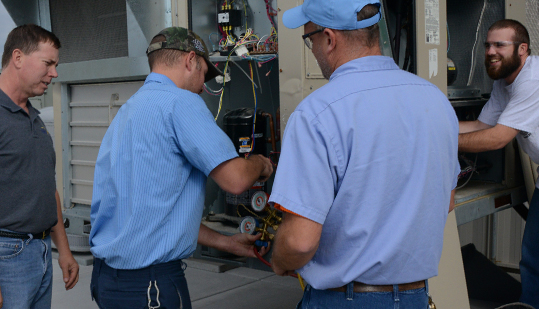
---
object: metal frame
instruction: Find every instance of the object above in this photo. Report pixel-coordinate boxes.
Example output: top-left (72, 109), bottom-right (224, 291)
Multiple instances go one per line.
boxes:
top-left (455, 184), bottom-right (528, 226)
top-left (60, 84), bottom-right (72, 210)
top-left (38, 0), bottom-right (51, 30)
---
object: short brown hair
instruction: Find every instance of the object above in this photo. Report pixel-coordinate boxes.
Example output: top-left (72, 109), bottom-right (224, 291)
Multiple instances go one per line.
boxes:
top-left (489, 19), bottom-right (531, 55)
top-left (2, 24), bottom-right (61, 69)
top-left (340, 4), bottom-right (380, 48)
top-left (147, 34), bottom-right (186, 71)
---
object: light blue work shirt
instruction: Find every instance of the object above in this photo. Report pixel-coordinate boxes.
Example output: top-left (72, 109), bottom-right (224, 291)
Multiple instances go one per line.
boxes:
top-left (90, 73), bottom-right (238, 269)
top-left (269, 56), bottom-right (460, 289)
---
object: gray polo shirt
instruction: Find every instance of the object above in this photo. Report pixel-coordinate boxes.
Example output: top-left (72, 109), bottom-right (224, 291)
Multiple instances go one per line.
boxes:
top-left (0, 89), bottom-right (57, 234)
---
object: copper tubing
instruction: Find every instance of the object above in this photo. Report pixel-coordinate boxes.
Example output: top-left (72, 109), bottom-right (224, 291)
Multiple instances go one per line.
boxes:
top-left (261, 112), bottom-right (277, 152)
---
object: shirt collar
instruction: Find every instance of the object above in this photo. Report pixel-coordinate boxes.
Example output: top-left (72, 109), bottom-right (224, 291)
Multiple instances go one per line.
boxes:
top-left (0, 88), bottom-right (38, 115)
top-left (145, 72), bottom-right (177, 87)
top-left (330, 56), bottom-right (399, 81)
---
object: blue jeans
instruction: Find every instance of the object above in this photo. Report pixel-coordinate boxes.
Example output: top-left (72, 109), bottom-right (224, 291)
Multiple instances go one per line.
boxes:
top-left (91, 258), bottom-right (192, 309)
top-left (296, 281), bottom-right (429, 309)
top-left (520, 187), bottom-right (539, 308)
top-left (0, 234), bottom-right (53, 309)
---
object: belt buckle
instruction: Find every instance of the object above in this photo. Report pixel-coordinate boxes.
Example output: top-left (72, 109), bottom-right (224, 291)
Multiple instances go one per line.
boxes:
top-left (41, 230), bottom-right (46, 239)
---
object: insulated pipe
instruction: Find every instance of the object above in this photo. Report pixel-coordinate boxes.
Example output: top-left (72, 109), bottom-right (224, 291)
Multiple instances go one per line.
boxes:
top-left (261, 112), bottom-right (277, 152)
top-left (393, 0), bottom-right (405, 64)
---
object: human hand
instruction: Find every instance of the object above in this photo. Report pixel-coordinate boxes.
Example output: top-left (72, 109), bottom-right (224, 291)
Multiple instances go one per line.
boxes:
top-left (253, 154), bottom-right (273, 182)
top-left (271, 260), bottom-right (295, 277)
top-left (58, 253), bottom-right (79, 290)
top-left (0, 285), bottom-right (3, 308)
top-left (226, 232), bottom-right (271, 257)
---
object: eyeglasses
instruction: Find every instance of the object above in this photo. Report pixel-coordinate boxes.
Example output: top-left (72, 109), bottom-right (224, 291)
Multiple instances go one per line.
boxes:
top-left (484, 41), bottom-right (522, 50)
top-left (302, 28), bottom-right (325, 49)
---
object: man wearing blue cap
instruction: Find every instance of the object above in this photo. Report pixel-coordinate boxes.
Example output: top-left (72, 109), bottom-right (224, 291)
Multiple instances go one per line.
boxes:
top-left (269, 0), bottom-right (460, 307)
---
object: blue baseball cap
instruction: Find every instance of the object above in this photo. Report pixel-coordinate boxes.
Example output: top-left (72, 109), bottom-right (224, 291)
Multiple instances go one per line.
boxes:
top-left (282, 0), bottom-right (381, 30)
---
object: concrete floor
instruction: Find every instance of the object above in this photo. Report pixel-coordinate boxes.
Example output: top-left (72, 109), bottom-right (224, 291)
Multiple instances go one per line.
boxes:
top-left (50, 256), bottom-right (509, 309)
top-left (51, 257), bottom-right (304, 309)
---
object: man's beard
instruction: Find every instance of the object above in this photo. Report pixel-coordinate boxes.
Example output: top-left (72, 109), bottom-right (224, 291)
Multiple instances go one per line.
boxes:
top-left (484, 47), bottom-right (521, 80)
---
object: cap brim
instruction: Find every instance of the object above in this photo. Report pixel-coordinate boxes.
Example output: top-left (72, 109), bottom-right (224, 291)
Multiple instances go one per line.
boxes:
top-left (203, 57), bottom-right (223, 82)
top-left (283, 5), bottom-right (311, 29)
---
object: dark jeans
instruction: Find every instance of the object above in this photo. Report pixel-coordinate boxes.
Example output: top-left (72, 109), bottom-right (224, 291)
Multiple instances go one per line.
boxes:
top-left (520, 187), bottom-right (539, 308)
top-left (91, 258), bottom-right (191, 309)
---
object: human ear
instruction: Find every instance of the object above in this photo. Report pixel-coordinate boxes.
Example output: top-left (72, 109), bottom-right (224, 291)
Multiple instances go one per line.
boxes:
top-left (324, 29), bottom-right (337, 53)
top-left (519, 43), bottom-right (528, 56)
top-left (184, 51), bottom-right (197, 72)
top-left (12, 49), bottom-right (24, 68)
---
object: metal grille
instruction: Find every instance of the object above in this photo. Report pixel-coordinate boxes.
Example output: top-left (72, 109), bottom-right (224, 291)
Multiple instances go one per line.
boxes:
top-left (447, 0), bottom-right (504, 94)
top-left (527, 0), bottom-right (539, 56)
top-left (50, 0), bottom-right (128, 63)
top-left (68, 81), bottom-right (143, 206)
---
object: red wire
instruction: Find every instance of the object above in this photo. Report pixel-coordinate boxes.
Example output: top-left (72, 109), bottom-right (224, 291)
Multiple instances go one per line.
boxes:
top-left (253, 247), bottom-right (298, 278)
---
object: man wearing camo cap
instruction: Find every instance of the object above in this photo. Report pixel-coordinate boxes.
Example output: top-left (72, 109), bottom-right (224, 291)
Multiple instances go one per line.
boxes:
top-left (89, 27), bottom-right (273, 309)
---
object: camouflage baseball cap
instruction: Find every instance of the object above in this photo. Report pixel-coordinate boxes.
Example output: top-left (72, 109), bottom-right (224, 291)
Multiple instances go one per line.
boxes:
top-left (146, 27), bottom-right (222, 82)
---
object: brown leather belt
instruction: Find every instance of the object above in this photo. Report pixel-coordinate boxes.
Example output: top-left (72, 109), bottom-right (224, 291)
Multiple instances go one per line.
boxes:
top-left (329, 280), bottom-right (425, 293)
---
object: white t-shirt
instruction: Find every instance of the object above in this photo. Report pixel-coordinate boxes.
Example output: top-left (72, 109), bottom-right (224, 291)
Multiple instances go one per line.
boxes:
top-left (478, 56), bottom-right (539, 187)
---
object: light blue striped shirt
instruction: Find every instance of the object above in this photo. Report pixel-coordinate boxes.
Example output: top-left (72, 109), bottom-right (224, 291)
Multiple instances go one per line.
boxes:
top-left (270, 56), bottom-right (460, 289)
top-left (90, 73), bottom-right (238, 269)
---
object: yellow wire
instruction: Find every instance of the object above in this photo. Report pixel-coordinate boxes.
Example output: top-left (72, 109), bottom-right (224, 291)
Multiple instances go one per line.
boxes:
top-left (214, 41), bottom-right (258, 122)
top-left (214, 57), bottom-right (231, 121)
top-left (243, 0), bottom-right (248, 29)
top-left (297, 273), bottom-right (305, 290)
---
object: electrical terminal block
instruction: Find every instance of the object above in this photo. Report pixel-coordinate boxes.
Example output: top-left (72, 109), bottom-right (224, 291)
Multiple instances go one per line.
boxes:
top-left (234, 45), bottom-right (249, 57)
top-left (250, 42), bottom-right (278, 54)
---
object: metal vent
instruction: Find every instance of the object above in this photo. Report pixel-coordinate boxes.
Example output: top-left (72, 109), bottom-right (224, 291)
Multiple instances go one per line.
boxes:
top-left (50, 0), bottom-right (128, 63)
top-left (447, 0), bottom-right (504, 94)
top-left (527, 0), bottom-right (539, 56)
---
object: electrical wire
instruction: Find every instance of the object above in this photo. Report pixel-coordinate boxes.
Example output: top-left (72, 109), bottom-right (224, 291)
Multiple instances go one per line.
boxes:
top-left (213, 42), bottom-right (264, 121)
top-left (214, 59), bottom-right (231, 121)
top-left (242, 0), bottom-right (248, 29)
top-left (456, 154), bottom-right (478, 190)
top-left (248, 61), bottom-right (258, 157)
top-left (230, 59), bottom-right (259, 88)
top-left (238, 204), bottom-right (264, 220)
top-left (203, 83), bottom-right (223, 96)
top-left (252, 247), bottom-right (300, 281)
top-left (297, 273), bottom-right (305, 290)
top-left (467, 0), bottom-right (487, 86)
top-left (269, 151), bottom-right (280, 166)
top-left (209, 32), bottom-right (220, 52)
top-left (253, 247), bottom-right (272, 267)
top-left (446, 22), bottom-right (450, 53)
top-left (264, 0), bottom-right (278, 31)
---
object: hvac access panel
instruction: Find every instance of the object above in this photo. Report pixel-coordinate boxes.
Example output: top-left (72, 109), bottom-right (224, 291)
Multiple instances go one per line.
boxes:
top-left (188, 0), bottom-right (281, 268)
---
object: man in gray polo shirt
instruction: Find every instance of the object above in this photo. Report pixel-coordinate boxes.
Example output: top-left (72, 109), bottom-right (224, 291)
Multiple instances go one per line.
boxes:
top-left (0, 24), bottom-right (79, 308)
